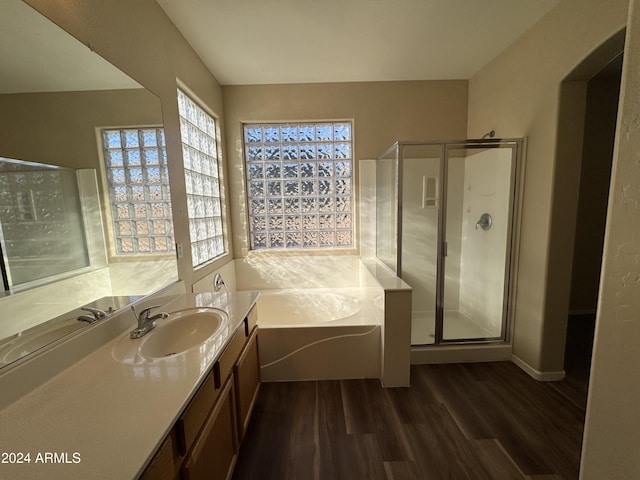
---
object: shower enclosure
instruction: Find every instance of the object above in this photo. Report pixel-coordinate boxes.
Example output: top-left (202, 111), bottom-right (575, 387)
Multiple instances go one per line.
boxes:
top-left (376, 139), bottom-right (524, 345)
top-left (0, 158), bottom-right (91, 291)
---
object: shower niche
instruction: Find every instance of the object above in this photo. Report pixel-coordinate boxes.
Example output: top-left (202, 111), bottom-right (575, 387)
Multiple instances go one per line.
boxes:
top-left (376, 139), bottom-right (524, 346)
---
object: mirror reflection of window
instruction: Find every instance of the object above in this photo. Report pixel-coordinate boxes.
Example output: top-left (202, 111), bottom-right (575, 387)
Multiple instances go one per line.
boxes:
top-left (99, 128), bottom-right (175, 256)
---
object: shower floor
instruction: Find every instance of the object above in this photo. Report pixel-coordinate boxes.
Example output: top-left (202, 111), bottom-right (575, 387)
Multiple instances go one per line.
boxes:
top-left (411, 309), bottom-right (496, 345)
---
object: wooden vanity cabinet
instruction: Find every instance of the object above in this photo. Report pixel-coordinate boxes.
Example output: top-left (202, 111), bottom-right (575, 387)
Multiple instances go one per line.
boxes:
top-left (234, 325), bottom-right (260, 442)
top-left (139, 429), bottom-right (181, 480)
top-left (139, 306), bottom-right (260, 480)
top-left (177, 371), bottom-right (218, 455)
top-left (181, 377), bottom-right (237, 480)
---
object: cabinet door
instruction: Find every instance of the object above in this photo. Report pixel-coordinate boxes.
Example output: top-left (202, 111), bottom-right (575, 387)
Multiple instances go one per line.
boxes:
top-left (181, 377), bottom-right (238, 480)
top-left (234, 327), bottom-right (260, 442)
top-left (139, 429), bottom-right (180, 480)
top-left (176, 371), bottom-right (218, 456)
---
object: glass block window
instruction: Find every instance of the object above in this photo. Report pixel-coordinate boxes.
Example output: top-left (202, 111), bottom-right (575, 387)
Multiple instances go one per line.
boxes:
top-left (244, 122), bottom-right (353, 250)
top-left (101, 128), bottom-right (175, 255)
top-left (178, 89), bottom-right (225, 267)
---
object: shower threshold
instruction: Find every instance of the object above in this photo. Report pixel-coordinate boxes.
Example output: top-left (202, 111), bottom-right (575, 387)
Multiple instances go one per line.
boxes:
top-left (410, 342), bottom-right (512, 364)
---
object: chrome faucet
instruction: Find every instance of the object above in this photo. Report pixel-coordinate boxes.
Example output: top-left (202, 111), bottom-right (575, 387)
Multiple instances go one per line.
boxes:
top-left (130, 305), bottom-right (168, 339)
top-left (77, 307), bottom-right (109, 323)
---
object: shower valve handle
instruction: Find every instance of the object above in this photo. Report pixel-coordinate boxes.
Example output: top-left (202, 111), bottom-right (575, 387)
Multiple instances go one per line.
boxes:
top-left (476, 213), bottom-right (492, 231)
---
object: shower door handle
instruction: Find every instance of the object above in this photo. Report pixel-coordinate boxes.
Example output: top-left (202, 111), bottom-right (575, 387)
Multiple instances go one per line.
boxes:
top-left (442, 241), bottom-right (448, 257)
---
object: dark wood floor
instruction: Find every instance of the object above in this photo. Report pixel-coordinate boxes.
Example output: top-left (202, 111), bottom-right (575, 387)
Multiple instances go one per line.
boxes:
top-left (551, 314), bottom-right (595, 410)
top-left (233, 359), bottom-right (588, 480)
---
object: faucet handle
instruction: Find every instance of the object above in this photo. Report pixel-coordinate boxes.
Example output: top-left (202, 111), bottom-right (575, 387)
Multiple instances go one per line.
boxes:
top-left (213, 273), bottom-right (226, 292)
top-left (136, 305), bottom-right (162, 321)
top-left (81, 306), bottom-right (108, 319)
top-left (475, 213), bottom-right (493, 231)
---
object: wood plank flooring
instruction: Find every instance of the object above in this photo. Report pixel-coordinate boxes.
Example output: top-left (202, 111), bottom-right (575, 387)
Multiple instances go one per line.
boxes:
top-left (232, 362), bottom-right (586, 480)
top-left (549, 314), bottom-right (595, 410)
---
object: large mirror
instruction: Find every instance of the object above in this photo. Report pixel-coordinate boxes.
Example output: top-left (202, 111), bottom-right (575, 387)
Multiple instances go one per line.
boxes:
top-left (0, 0), bottom-right (178, 368)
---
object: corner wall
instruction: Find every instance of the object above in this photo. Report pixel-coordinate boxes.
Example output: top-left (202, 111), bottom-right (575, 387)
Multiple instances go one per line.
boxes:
top-left (467, 0), bottom-right (629, 373)
top-left (581, 0), bottom-right (640, 476)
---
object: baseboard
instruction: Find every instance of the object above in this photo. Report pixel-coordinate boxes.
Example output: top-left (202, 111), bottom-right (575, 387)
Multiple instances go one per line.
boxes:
top-left (511, 354), bottom-right (566, 381)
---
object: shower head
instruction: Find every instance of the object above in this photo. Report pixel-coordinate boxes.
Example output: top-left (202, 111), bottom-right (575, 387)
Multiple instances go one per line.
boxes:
top-left (482, 130), bottom-right (496, 139)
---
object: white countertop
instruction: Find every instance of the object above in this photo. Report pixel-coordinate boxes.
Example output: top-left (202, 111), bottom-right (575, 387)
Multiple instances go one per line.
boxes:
top-left (0, 290), bottom-right (259, 480)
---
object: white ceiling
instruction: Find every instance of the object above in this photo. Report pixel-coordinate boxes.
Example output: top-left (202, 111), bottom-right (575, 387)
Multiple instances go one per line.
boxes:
top-left (156, 0), bottom-right (560, 86)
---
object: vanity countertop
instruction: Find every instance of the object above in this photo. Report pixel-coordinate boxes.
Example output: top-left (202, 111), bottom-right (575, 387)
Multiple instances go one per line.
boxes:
top-left (0, 290), bottom-right (259, 480)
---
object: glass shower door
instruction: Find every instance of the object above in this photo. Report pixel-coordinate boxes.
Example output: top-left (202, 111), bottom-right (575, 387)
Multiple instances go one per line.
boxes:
top-left (400, 144), bottom-right (442, 345)
top-left (376, 144), bottom-right (399, 273)
top-left (440, 144), bottom-right (517, 342)
top-left (377, 139), bottom-right (522, 346)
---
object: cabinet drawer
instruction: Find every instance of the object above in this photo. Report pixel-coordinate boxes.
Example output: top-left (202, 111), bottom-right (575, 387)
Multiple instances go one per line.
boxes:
top-left (246, 306), bottom-right (258, 333)
top-left (215, 326), bottom-right (244, 389)
top-left (176, 371), bottom-right (218, 456)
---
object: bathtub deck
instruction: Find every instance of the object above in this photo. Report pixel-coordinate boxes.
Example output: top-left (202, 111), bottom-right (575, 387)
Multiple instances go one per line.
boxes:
top-left (233, 362), bottom-right (585, 480)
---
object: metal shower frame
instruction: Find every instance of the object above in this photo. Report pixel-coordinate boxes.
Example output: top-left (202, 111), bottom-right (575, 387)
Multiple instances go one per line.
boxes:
top-left (377, 138), bottom-right (526, 346)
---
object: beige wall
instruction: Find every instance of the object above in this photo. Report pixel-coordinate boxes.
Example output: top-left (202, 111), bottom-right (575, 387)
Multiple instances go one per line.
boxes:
top-left (0, 89), bottom-right (161, 169)
top-left (24, 0), bottom-right (232, 289)
top-left (581, 1), bottom-right (640, 476)
top-left (467, 0), bottom-right (629, 373)
top-left (222, 80), bottom-right (468, 257)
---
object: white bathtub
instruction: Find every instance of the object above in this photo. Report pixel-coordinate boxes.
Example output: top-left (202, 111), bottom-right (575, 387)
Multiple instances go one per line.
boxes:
top-left (254, 288), bottom-right (382, 381)
top-left (256, 288), bottom-right (381, 326)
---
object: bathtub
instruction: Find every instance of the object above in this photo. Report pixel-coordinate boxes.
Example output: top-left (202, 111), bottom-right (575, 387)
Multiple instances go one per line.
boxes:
top-left (254, 288), bottom-right (382, 381)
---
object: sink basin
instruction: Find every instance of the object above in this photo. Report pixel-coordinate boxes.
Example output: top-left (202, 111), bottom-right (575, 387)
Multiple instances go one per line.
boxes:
top-left (0, 321), bottom-right (84, 366)
top-left (138, 307), bottom-right (227, 359)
